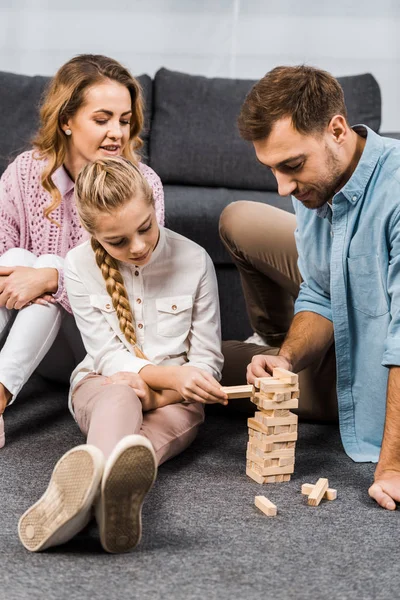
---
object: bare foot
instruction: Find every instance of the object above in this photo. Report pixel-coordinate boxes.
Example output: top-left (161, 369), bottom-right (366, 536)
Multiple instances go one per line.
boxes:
top-left (0, 383), bottom-right (12, 415)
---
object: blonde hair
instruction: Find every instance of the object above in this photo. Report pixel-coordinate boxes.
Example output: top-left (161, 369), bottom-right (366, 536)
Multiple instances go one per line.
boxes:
top-left (33, 54), bottom-right (144, 225)
top-left (75, 157), bottom-right (154, 358)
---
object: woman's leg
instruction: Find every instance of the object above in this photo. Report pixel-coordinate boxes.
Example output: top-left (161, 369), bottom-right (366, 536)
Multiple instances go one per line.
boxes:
top-left (0, 251), bottom-right (64, 402)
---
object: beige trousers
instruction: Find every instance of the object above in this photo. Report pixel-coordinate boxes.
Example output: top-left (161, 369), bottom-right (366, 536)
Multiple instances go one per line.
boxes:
top-left (219, 201), bottom-right (338, 422)
top-left (72, 373), bottom-right (205, 465)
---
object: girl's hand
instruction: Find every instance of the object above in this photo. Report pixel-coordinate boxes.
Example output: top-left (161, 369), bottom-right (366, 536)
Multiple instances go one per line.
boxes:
top-left (0, 267), bottom-right (58, 310)
top-left (102, 371), bottom-right (160, 411)
top-left (173, 366), bottom-right (228, 405)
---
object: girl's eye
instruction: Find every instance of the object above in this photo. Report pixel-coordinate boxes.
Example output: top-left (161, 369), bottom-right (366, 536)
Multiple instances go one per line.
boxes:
top-left (95, 120), bottom-right (107, 125)
top-left (108, 239), bottom-right (126, 247)
top-left (139, 223), bottom-right (152, 235)
top-left (120, 120), bottom-right (131, 126)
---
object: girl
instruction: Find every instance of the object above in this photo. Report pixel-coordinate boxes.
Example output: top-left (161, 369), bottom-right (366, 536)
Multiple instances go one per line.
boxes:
top-left (0, 54), bottom-right (164, 446)
top-left (18, 157), bottom-right (226, 554)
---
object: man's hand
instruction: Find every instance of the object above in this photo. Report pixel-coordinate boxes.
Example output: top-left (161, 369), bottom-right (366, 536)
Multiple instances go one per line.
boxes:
top-left (0, 266), bottom-right (58, 309)
top-left (173, 366), bottom-right (228, 405)
top-left (246, 354), bottom-right (293, 385)
top-left (368, 470), bottom-right (400, 510)
top-left (102, 371), bottom-right (160, 411)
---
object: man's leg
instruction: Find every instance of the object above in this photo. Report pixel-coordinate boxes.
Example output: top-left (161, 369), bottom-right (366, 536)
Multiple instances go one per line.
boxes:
top-left (219, 201), bottom-right (337, 421)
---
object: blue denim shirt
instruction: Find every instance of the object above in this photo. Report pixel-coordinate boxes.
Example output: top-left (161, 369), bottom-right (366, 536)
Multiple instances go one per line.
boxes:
top-left (294, 125), bottom-right (400, 462)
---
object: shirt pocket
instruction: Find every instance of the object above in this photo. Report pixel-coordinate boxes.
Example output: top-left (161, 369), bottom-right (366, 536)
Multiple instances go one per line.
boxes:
top-left (156, 295), bottom-right (193, 337)
top-left (347, 255), bottom-right (389, 317)
top-left (89, 294), bottom-right (116, 313)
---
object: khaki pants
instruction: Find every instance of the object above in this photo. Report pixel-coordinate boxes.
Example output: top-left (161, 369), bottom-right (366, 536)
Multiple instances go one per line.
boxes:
top-left (72, 373), bottom-right (205, 465)
top-left (219, 201), bottom-right (338, 422)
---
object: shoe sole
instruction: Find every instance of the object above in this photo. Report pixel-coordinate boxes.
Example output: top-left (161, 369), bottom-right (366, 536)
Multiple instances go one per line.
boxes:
top-left (18, 446), bottom-right (103, 552)
top-left (100, 444), bottom-right (157, 553)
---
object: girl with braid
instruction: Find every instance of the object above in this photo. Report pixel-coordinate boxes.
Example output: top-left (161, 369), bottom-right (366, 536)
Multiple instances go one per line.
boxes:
top-left (0, 54), bottom-right (164, 447)
top-left (19, 157), bottom-right (225, 554)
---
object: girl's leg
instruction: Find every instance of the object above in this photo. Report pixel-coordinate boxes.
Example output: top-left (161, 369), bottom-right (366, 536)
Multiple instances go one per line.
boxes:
top-left (72, 373), bottom-right (144, 459)
top-left (140, 402), bottom-right (205, 466)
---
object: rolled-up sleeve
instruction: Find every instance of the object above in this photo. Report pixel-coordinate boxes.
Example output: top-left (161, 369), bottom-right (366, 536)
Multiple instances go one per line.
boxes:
top-left (294, 226), bottom-right (333, 322)
top-left (382, 207), bottom-right (400, 366)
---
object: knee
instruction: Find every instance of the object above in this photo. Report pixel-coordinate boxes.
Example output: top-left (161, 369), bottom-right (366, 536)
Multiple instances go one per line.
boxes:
top-left (219, 201), bottom-right (249, 243)
top-left (33, 253), bottom-right (64, 269)
top-left (0, 248), bottom-right (36, 267)
top-left (103, 386), bottom-right (142, 412)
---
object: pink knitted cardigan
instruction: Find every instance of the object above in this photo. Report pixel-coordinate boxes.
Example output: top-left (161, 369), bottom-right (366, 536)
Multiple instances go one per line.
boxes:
top-left (0, 150), bottom-right (165, 313)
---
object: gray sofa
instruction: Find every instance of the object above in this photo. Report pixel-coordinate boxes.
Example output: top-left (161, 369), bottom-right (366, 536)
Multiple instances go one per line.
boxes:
top-left (0, 67), bottom-right (383, 339)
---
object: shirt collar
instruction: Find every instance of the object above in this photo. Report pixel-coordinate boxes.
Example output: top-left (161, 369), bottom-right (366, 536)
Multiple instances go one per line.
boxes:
top-left (316, 124), bottom-right (383, 219)
top-left (52, 164), bottom-right (75, 197)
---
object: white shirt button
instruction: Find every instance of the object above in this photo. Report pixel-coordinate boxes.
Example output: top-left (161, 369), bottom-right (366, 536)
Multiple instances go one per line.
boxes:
top-left (352, 195), bottom-right (357, 201)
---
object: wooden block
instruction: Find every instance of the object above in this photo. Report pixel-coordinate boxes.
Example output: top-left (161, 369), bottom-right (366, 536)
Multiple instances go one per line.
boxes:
top-left (257, 378), bottom-right (299, 395)
top-left (258, 413), bottom-right (298, 428)
top-left (252, 395), bottom-right (299, 411)
top-left (248, 418), bottom-right (298, 442)
top-left (307, 478), bottom-right (329, 506)
top-left (247, 442), bottom-right (295, 459)
top-left (221, 384), bottom-right (253, 399)
top-left (246, 468), bottom-right (291, 484)
top-left (272, 368), bottom-right (298, 385)
top-left (255, 495), bottom-right (277, 517)
top-left (247, 460), bottom-right (294, 476)
top-left (301, 483), bottom-right (337, 501)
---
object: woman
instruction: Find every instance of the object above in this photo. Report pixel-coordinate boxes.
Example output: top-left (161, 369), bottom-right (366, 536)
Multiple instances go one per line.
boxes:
top-left (0, 54), bottom-right (164, 445)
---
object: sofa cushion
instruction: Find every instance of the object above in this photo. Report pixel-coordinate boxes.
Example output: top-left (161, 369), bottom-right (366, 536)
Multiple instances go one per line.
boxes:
top-left (163, 185), bottom-right (293, 264)
top-left (0, 71), bottom-right (152, 177)
top-left (150, 68), bottom-right (381, 191)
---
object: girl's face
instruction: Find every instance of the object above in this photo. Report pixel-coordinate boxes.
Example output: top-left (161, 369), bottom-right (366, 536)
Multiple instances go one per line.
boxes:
top-left (94, 195), bottom-right (159, 266)
top-left (62, 80), bottom-right (132, 172)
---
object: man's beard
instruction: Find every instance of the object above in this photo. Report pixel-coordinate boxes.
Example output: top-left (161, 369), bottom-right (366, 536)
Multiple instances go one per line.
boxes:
top-left (299, 145), bottom-right (343, 210)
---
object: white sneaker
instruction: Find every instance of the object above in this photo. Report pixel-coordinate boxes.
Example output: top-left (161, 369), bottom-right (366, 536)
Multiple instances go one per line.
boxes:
top-left (0, 415), bottom-right (4, 448)
top-left (96, 435), bottom-right (157, 554)
top-left (18, 445), bottom-right (105, 552)
top-left (244, 332), bottom-right (270, 346)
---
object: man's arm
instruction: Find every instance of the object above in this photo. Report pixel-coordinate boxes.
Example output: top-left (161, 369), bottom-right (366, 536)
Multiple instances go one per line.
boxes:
top-left (278, 311), bottom-right (334, 372)
top-left (369, 366), bottom-right (400, 510)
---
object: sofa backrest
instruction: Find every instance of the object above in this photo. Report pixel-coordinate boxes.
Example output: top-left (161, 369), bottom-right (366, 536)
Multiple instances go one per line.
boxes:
top-left (149, 68), bottom-right (381, 192)
top-left (0, 71), bottom-right (153, 177)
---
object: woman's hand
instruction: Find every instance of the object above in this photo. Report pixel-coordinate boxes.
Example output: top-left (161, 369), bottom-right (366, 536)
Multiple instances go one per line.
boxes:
top-left (173, 366), bottom-right (228, 405)
top-left (102, 371), bottom-right (160, 411)
top-left (0, 267), bottom-right (58, 310)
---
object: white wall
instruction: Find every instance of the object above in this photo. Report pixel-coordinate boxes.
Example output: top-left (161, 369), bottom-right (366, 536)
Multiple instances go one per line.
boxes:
top-left (1, 0), bottom-right (399, 130)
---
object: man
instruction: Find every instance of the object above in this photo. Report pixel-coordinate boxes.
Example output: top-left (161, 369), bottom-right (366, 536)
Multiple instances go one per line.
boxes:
top-left (219, 65), bottom-right (400, 510)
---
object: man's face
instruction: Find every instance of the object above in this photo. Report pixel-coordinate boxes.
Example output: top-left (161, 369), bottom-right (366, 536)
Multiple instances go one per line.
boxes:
top-left (253, 117), bottom-right (345, 210)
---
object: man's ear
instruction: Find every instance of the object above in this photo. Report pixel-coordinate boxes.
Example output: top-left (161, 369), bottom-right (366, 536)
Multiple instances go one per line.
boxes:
top-left (329, 115), bottom-right (347, 144)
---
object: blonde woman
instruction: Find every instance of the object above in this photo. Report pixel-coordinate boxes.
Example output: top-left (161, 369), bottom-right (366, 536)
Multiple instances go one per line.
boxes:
top-left (18, 157), bottom-right (226, 554)
top-left (0, 55), bottom-right (164, 446)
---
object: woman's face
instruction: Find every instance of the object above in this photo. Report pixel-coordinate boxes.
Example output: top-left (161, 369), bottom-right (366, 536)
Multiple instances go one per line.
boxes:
top-left (62, 80), bottom-right (132, 174)
top-left (94, 195), bottom-right (159, 267)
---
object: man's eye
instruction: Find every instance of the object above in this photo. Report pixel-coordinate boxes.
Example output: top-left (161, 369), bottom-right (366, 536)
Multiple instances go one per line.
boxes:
top-left (290, 162), bottom-right (303, 171)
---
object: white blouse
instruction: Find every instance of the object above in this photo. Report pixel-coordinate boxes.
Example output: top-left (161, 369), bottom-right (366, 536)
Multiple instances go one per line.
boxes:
top-left (64, 226), bottom-right (224, 397)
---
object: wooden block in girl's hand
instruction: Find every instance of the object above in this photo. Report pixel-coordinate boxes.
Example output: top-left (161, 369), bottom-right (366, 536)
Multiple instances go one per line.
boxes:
top-left (255, 495), bottom-right (277, 517)
top-left (221, 384), bottom-right (253, 399)
top-left (307, 478), bottom-right (329, 506)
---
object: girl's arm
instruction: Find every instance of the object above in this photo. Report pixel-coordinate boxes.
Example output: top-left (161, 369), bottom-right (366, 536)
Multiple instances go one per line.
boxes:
top-left (139, 252), bottom-right (227, 405)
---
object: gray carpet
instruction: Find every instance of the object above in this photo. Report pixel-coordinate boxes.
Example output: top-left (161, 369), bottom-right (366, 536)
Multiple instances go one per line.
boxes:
top-left (1, 375), bottom-right (398, 600)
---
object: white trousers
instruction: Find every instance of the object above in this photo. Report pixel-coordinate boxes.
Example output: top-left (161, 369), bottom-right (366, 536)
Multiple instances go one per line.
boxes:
top-left (0, 248), bottom-right (85, 402)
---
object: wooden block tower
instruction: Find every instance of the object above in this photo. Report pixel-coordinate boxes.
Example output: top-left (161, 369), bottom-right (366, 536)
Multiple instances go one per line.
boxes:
top-left (246, 368), bottom-right (299, 484)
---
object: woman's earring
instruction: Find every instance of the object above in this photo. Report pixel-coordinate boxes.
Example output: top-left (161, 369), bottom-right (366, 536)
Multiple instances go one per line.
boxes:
top-left (65, 129), bottom-right (72, 136)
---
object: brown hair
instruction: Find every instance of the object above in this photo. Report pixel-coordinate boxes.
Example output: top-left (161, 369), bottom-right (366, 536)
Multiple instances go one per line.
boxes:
top-left (238, 65), bottom-right (347, 141)
top-left (33, 54), bottom-right (144, 224)
top-left (74, 156), bottom-right (154, 358)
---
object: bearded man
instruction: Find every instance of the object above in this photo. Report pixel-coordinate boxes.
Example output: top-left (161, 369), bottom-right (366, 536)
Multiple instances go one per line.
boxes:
top-left (220, 65), bottom-right (400, 510)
